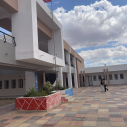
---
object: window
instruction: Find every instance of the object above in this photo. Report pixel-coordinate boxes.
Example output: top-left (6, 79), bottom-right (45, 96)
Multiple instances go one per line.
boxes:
top-left (93, 75), bottom-right (97, 81)
top-left (4, 80), bottom-right (9, 89)
top-left (77, 59), bottom-right (81, 63)
top-left (120, 74), bottom-right (124, 79)
top-left (11, 80), bottom-right (16, 88)
top-left (18, 79), bottom-right (23, 88)
top-left (114, 74), bottom-right (118, 80)
top-left (103, 75), bottom-right (107, 80)
top-left (109, 74), bottom-right (113, 80)
top-left (0, 81), bottom-right (2, 89)
top-left (98, 75), bottom-right (101, 80)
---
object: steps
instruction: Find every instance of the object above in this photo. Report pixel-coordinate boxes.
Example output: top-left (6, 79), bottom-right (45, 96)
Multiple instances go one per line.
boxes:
top-left (61, 94), bottom-right (75, 103)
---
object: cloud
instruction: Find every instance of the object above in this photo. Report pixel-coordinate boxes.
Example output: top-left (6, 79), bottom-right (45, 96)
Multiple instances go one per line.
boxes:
top-left (54, 0), bottom-right (127, 49)
top-left (79, 45), bottom-right (127, 67)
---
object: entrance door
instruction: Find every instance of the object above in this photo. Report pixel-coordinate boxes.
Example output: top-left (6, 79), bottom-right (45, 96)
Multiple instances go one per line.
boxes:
top-left (88, 76), bottom-right (93, 86)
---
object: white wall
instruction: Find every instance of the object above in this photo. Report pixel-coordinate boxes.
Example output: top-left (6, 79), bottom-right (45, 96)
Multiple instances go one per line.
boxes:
top-left (25, 71), bottom-right (35, 92)
top-left (85, 71), bottom-right (127, 86)
top-left (0, 74), bottom-right (25, 98)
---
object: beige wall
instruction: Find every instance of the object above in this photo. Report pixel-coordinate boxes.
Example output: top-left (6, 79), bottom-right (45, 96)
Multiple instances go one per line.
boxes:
top-left (37, 18), bottom-right (52, 39)
top-left (63, 39), bottom-right (84, 68)
top-left (0, 0), bottom-right (18, 13)
top-left (0, 18), bottom-right (11, 32)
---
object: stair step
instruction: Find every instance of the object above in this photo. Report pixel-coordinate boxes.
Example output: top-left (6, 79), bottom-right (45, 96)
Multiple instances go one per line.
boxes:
top-left (68, 98), bottom-right (75, 102)
top-left (61, 94), bottom-right (69, 98)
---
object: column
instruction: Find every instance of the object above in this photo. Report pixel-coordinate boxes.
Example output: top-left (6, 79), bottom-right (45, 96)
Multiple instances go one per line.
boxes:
top-left (73, 57), bottom-right (78, 88)
top-left (107, 69), bottom-right (110, 86)
top-left (81, 71), bottom-right (83, 87)
top-left (63, 74), bottom-right (66, 87)
top-left (25, 71), bottom-right (37, 92)
top-left (83, 71), bottom-right (86, 87)
top-left (43, 73), bottom-right (45, 85)
top-left (57, 67), bottom-right (63, 87)
top-left (104, 69), bottom-right (106, 80)
top-left (76, 60), bottom-right (80, 88)
top-left (66, 51), bottom-right (72, 88)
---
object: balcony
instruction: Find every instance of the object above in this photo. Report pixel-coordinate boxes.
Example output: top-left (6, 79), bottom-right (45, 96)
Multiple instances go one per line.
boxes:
top-left (0, 31), bottom-right (16, 46)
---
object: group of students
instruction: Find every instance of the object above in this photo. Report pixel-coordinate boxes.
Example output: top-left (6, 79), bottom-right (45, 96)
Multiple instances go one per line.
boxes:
top-left (100, 77), bottom-right (108, 92)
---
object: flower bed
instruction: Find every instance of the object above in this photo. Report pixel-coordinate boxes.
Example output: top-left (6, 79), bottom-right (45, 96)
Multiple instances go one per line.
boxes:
top-left (15, 92), bottom-right (61, 111)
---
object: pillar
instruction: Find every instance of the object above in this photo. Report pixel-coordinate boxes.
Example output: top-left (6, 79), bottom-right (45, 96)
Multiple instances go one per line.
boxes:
top-left (107, 69), bottom-right (110, 86)
top-left (83, 71), bottom-right (86, 87)
top-left (76, 60), bottom-right (80, 88)
top-left (43, 73), bottom-right (45, 85)
top-left (66, 51), bottom-right (72, 88)
top-left (81, 71), bottom-right (83, 87)
top-left (104, 69), bottom-right (106, 80)
top-left (63, 74), bottom-right (66, 87)
top-left (73, 57), bottom-right (78, 88)
top-left (57, 67), bottom-right (63, 87)
top-left (25, 71), bottom-right (37, 92)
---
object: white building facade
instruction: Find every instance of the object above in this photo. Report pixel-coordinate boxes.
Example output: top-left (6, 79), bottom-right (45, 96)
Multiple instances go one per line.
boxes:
top-left (79, 64), bottom-right (127, 86)
top-left (0, 0), bottom-right (84, 98)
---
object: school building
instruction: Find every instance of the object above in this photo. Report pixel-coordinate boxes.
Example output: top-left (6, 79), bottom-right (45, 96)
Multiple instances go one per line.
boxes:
top-left (0, 0), bottom-right (84, 98)
top-left (79, 64), bottom-right (127, 87)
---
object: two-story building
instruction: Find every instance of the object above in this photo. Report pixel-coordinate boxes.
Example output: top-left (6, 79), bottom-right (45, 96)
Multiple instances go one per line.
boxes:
top-left (0, 0), bottom-right (84, 98)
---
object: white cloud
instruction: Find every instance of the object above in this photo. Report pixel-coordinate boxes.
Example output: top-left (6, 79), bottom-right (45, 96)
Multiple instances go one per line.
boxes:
top-left (79, 45), bottom-right (127, 67)
top-left (54, 0), bottom-right (127, 49)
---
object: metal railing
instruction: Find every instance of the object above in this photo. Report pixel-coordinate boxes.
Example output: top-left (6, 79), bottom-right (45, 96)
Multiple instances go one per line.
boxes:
top-left (0, 31), bottom-right (16, 46)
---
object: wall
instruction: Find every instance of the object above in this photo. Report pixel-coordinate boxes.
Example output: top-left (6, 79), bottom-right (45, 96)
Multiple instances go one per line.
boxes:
top-left (25, 71), bottom-right (36, 92)
top-left (0, 73), bottom-right (25, 98)
top-left (85, 71), bottom-right (127, 86)
top-left (0, 70), bottom-right (25, 76)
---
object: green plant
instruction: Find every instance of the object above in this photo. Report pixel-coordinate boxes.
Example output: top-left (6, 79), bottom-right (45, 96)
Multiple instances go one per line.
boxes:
top-left (55, 80), bottom-right (62, 90)
top-left (41, 81), bottom-right (54, 95)
top-left (24, 87), bottom-right (47, 97)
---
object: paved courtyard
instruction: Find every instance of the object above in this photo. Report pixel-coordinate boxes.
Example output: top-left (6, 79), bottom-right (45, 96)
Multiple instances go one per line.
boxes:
top-left (1, 85), bottom-right (127, 127)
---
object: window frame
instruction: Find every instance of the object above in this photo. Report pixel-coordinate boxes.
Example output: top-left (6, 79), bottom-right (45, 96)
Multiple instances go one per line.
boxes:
top-left (11, 80), bottom-right (16, 88)
top-left (120, 73), bottom-right (124, 79)
top-left (98, 75), bottom-right (102, 81)
top-left (18, 79), bottom-right (23, 88)
top-left (0, 81), bottom-right (2, 89)
top-left (114, 74), bottom-right (118, 80)
top-left (4, 80), bottom-right (9, 89)
top-left (109, 74), bottom-right (113, 80)
top-left (93, 75), bottom-right (97, 81)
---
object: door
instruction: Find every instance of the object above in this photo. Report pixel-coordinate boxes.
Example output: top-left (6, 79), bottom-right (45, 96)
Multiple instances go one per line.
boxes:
top-left (88, 76), bottom-right (93, 86)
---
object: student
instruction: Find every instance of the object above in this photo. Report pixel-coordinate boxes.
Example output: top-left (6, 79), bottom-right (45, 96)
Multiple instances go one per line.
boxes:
top-left (103, 78), bottom-right (108, 92)
top-left (100, 77), bottom-right (104, 91)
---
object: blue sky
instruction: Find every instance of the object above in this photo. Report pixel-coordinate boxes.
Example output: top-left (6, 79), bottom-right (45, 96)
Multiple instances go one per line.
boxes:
top-left (51, 0), bottom-right (127, 11)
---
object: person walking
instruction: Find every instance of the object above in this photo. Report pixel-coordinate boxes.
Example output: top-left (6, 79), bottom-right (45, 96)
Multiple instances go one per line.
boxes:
top-left (103, 78), bottom-right (108, 92)
top-left (100, 77), bottom-right (104, 91)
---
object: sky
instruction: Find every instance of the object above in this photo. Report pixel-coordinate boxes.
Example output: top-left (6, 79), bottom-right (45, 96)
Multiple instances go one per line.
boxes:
top-left (1, 0), bottom-right (127, 68)
top-left (50, 0), bottom-right (127, 68)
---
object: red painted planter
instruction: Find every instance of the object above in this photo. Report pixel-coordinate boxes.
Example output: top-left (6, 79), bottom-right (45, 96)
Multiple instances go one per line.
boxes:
top-left (15, 92), bottom-right (61, 110)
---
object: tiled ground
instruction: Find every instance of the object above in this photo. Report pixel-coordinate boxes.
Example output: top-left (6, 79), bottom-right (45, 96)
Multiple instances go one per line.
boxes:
top-left (1, 85), bottom-right (127, 127)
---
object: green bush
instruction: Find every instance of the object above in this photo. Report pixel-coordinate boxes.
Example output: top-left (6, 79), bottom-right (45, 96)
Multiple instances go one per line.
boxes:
top-left (24, 87), bottom-right (47, 97)
top-left (41, 81), bottom-right (54, 95)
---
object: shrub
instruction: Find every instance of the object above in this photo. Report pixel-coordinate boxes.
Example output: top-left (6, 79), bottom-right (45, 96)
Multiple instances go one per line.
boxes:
top-left (41, 81), bottom-right (54, 95)
top-left (24, 87), bottom-right (47, 97)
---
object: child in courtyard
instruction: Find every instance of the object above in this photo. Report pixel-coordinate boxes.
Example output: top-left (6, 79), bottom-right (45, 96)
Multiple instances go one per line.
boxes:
top-left (103, 78), bottom-right (108, 92)
top-left (100, 77), bottom-right (104, 91)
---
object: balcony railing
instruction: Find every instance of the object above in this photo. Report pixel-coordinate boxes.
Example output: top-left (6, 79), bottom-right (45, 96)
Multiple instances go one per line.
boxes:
top-left (65, 61), bottom-right (69, 66)
top-left (0, 31), bottom-right (16, 46)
